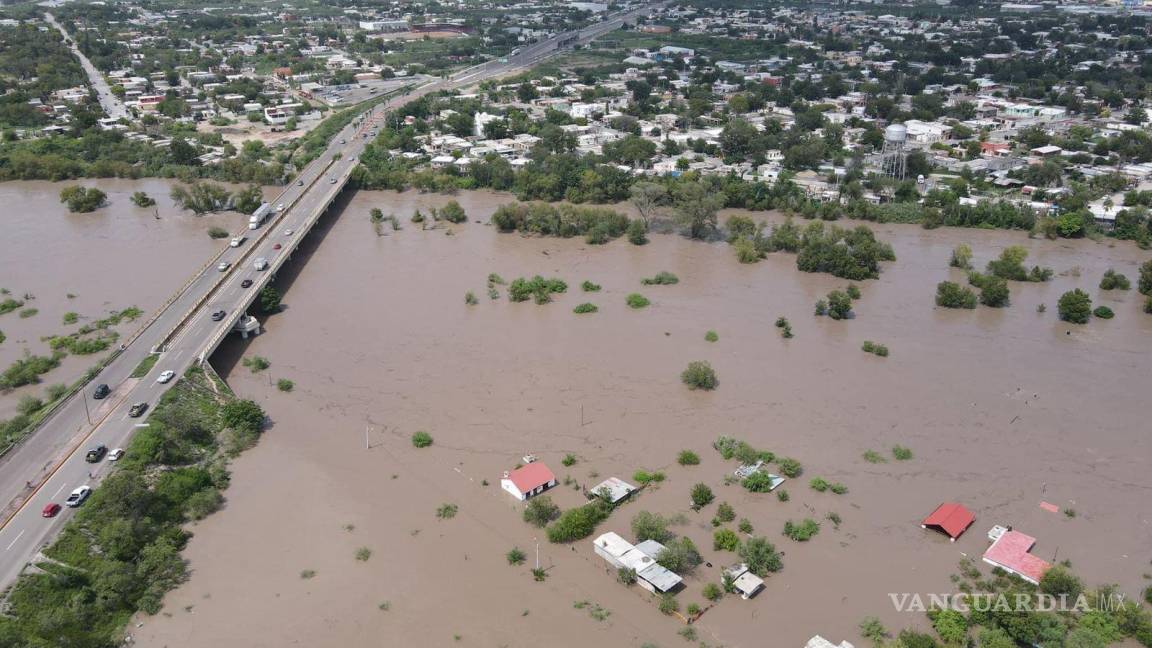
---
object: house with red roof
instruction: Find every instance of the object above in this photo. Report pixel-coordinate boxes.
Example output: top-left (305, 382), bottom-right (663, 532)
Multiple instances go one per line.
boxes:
top-left (921, 503), bottom-right (976, 541)
top-left (500, 462), bottom-right (557, 501)
top-left (982, 528), bottom-right (1051, 585)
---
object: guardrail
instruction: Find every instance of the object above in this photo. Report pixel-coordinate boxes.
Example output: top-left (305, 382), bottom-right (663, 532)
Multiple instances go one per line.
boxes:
top-left (196, 153), bottom-right (363, 361)
top-left (153, 157), bottom-right (338, 354)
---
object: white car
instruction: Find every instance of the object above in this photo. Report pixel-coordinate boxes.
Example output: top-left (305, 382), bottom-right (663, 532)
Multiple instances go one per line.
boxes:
top-left (283, 229), bottom-right (294, 236)
top-left (65, 486), bottom-right (91, 508)
top-left (217, 261), bottom-right (231, 272)
top-left (254, 257), bottom-right (269, 271)
top-left (108, 448), bottom-right (124, 461)
top-left (156, 370), bottom-right (175, 384)
top-left (277, 203), bottom-right (285, 211)
top-left (229, 236), bottom-right (245, 248)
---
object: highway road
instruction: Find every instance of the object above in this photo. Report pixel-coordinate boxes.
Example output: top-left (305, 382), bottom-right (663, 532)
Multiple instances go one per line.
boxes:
top-left (0, 1), bottom-right (662, 593)
top-left (45, 12), bottom-right (129, 121)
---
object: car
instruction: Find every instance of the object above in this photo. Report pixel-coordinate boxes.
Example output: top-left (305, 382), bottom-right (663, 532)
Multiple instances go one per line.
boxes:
top-left (93, 384), bottom-right (110, 399)
top-left (297, 179), bottom-right (304, 186)
top-left (340, 139), bottom-right (346, 144)
top-left (156, 370), bottom-right (175, 384)
top-left (42, 503), bottom-right (61, 518)
top-left (211, 309), bottom-right (226, 321)
top-left (217, 261), bottom-right (231, 272)
top-left (277, 203), bottom-right (285, 211)
top-left (273, 243), bottom-right (282, 250)
top-left (254, 257), bottom-right (269, 271)
top-left (329, 178), bottom-right (337, 184)
top-left (241, 279), bottom-right (253, 288)
top-left (229, 236), bottom-right (245, 248)
top-left (85, 445), bottom-right (107, 463)
top-left (65, 486), bottom-right (91, 508)
top-left (108, 448), bottom-right (124, 461)
top-left (128, 402), bottom-right (148, 418)
top-left (284, 229), bottom-right (294, 236)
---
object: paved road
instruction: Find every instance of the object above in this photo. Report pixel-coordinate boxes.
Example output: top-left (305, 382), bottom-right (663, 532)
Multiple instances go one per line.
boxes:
top-left (0, 2), bottom-right (660, 593)
top-left (45, 12), bottom-right (129, 120)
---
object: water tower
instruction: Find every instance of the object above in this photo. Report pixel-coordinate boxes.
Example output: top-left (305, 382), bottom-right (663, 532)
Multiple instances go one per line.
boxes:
top-left (881, 123), bottom-right (908, 181)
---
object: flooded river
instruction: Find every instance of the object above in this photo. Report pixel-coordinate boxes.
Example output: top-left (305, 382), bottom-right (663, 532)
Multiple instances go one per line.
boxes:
top-left (0, 180), bottom-right (250, 420)
top-left (128, 188), bottom-right (1152, 648)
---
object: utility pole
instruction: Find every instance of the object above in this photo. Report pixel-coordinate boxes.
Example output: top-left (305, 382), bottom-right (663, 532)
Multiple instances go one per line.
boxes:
top-left (534, 537), bottom-right (540, 570)
top-left (83, 390), bottom-right (92, 425)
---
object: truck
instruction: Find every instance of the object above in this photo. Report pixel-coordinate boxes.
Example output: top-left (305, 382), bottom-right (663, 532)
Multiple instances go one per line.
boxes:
top-left (248, 202), bottom-right (272, 230)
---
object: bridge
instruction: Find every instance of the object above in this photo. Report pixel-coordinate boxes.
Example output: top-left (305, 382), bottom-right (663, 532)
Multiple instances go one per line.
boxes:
top-left (0, 1), bottom-right (664, 593)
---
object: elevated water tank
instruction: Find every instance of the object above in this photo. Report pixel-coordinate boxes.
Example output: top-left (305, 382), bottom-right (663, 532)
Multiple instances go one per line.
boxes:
top-left (884, 123), bottom-right (908, 143)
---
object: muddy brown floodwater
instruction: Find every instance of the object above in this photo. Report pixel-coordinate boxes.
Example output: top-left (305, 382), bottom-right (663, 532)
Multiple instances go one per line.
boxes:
top-left (132, 189), bottom-right (1152, 648)
top-left (0, 180), bottom-right (254, 420)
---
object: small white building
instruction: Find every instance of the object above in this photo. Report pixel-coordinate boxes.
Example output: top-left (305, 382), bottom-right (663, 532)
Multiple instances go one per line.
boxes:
top-left (723, 563), bottom-right (765, 600)
top-left (806, 637), bottom-right (856, 648)
top-left (500, 462), bottom-right (557, 501)
top-left (592, 532), bottom-right (682, 594)
top-left (588, 477), bottom-right (636, 504)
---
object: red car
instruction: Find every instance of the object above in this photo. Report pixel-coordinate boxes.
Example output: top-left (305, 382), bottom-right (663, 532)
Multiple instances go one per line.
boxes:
top-left (273, 243), bottom-right (282, 250)
top-left (42, 503), bottom-right (61, 518)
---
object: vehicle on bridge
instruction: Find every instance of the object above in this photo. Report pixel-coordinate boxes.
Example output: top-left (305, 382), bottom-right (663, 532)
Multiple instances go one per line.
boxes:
top-left (254, 257), bottom-right (269, 271)
top-left (249, 202), bottom-right (272, 230)
top-left (128, 402), bottom-right (148, 418)
top-left (211, 309), bottom-right (227, 321)
top-left (218, 262), bottom-right (231, 272)
top-left (84, 445), bottom-right (107, 463)
top-left (241, 279), bottom-right (253, 289)
top-left (65, 486), bottom-right (91, 508)
top-left (230, 236), bottom-right (246, 248)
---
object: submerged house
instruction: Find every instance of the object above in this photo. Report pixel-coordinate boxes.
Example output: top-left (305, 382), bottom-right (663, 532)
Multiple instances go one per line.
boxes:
top-left (592, 532), bottom-right (683, 594)
top-left (921, 502), bottom-right (976, 541)
top-left (982, 527), bottom-right (1051, 585)
top-left (587, 477), bottom-right (637, 504)
top-left (723, 563), bottom-right (765, 600)
top-left (500, 462), bottom-right (557, 501)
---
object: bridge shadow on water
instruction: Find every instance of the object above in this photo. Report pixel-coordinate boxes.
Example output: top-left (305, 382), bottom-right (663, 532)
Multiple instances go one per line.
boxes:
top-left (210, 185), bottom-right (360, 380)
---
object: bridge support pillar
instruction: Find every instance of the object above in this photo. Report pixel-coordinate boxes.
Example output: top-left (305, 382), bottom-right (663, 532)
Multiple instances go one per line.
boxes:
top-left (233, 314), bottom-right (262, 339)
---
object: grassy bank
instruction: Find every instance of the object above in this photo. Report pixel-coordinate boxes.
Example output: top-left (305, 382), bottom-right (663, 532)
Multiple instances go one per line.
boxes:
top-left (0, 367), bottom-right (265, 645)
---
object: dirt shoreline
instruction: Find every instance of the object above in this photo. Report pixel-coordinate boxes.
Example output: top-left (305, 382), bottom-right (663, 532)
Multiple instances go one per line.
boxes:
top-left (131, 189), bottom-right (1151, 648)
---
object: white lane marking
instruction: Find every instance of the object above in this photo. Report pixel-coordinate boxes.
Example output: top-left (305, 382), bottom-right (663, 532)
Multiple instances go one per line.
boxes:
top-left (52, 483), bottom-right (67, 498)
top-left (6, 529), bottom-right (25, 551)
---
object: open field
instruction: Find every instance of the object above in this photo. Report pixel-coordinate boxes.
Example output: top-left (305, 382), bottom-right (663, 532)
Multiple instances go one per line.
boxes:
top-left (131, 189), bottom-right (1152, 648)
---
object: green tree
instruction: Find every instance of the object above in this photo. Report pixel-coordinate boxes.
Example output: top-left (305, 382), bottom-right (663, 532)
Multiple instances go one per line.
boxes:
top-left (1057, 289), bottom-right (1092, 324)
top-left (826, 290), bottom-right (852, 319)
top-left (523, 496), bottom-right (560, 527)
top-left (439, 200), bottom-right (467, 224)
top-left (233, 185), bottom-right (264, 214)
top-left (59, 186), bottom-right (107, 213)
top-left (655, 537), bottom-right (702, 573)
top-left (130, 191), bottom-right (156, 208)
top-left (631, 511), bottom-right (673, 543)
top-left (220, 399), bottom-right (265, 434)
top-left (690, 483), bottom-right (714, 509)
top-left (739, 536), bottom-right (782, 576)
top-left (681, 361), bottom-right (718, 390)
top-left (1038, 564), bottom-right (1083, 599)
top-left (673, 181), bottom-right (723, 239)
top-left (1139, 260), bottom-right (1152, 295)
top-left (258, 286), bottom-right (281, 314)
top-left (936, 281), bottom-right (977, 309)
